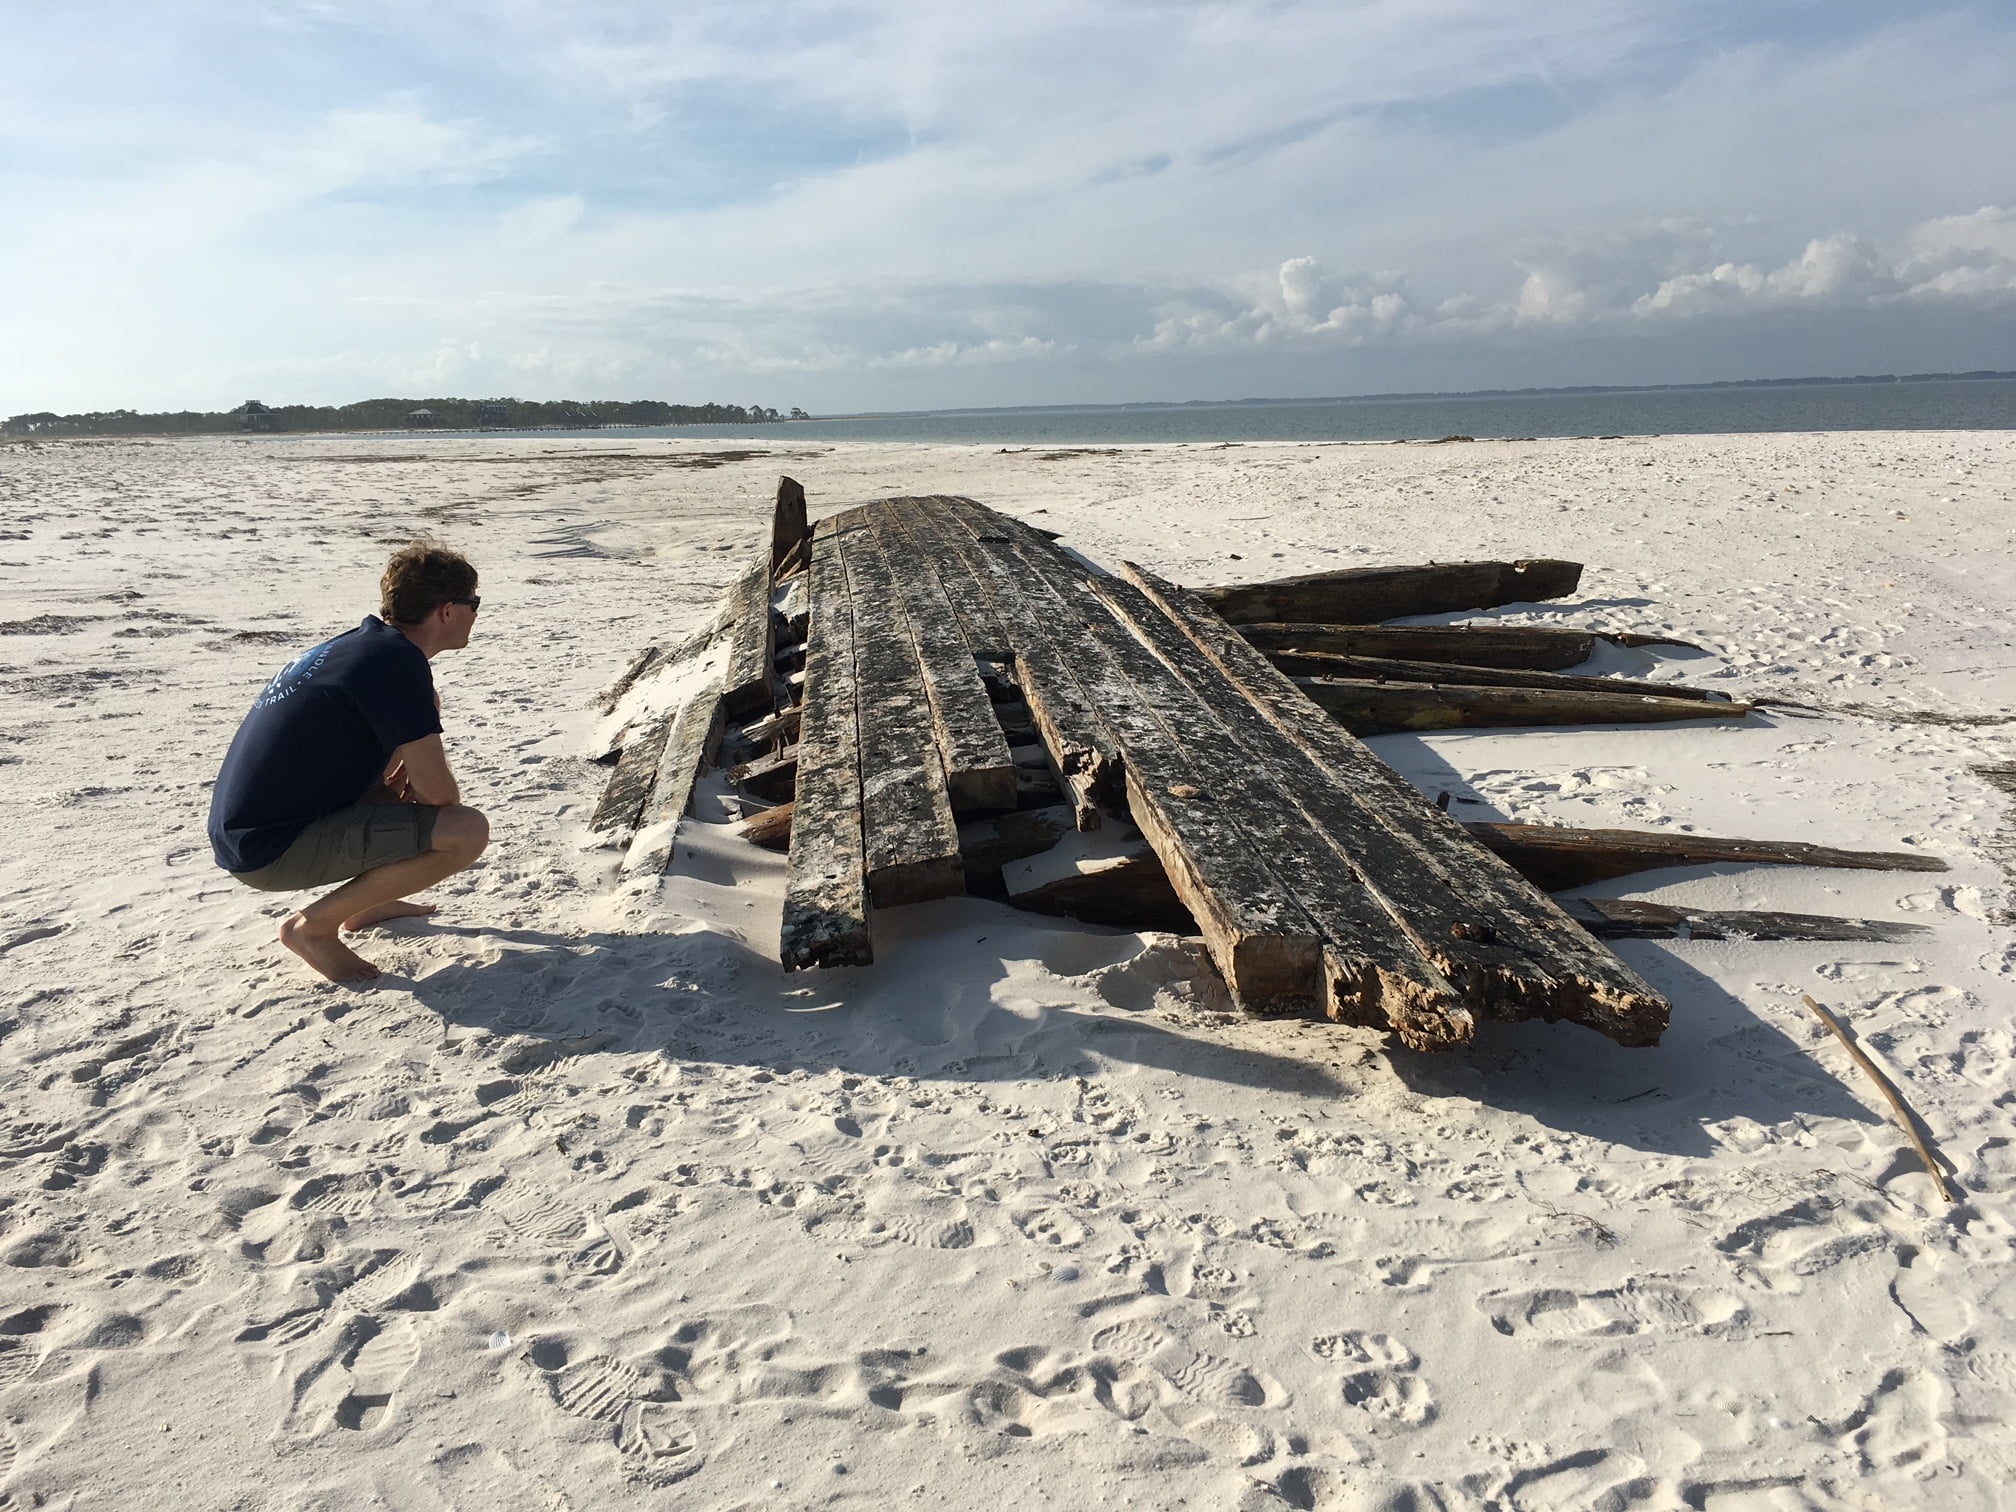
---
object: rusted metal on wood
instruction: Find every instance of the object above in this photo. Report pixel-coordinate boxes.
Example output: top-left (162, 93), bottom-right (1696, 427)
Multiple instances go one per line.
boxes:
top-left (1198, 559), bottom-right (1584, 626)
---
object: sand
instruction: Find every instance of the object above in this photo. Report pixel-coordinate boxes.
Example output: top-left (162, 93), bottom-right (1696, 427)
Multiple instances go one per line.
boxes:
top-left (0, 428), bottom-right (2011, 1509)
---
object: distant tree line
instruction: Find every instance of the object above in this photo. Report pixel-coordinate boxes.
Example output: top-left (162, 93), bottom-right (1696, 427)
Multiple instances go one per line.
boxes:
top-left (2, 397), bottom-right (808, 437)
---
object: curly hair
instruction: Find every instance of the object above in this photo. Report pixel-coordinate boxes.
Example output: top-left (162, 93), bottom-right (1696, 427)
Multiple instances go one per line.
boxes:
top-left (380, 539), bottom-right (478, 625)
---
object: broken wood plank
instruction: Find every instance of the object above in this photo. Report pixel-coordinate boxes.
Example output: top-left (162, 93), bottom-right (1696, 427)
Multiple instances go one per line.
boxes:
top-left (1463, 823), bottom-right (1949, 892)
top-left (726, 746), bottom-right (799, 802)
top-left (864, 510), bottom-right (1017, 812)
top-left (1006, 847), bottom-right (1197, 934)
top-left (878, 499), bottom-right (1014, 662)
top-left (944, 499), bottom-right (1445, 1022)
top-left (596, 644), bottom-right (663, 712)
top-left (782, 518), bottom-right (872, 970)
top-left (1295, 678), bottom-right (1751, 736)
top-left (1239, 622), bottom-right (1702, 665)
top-left (1265, 649), bottom-right (1727, 701)
top-left (589, 713), bottom-right (673, 835)
top-left (834, 516), bottom-right (965, 908)
top-left (899, 497), bottom-right (1115, 831)
top-left (626, 679), bottom-right (726, 875)
top-left (739, 705), bottom-right (802, 749)
top-left (1564, 898), bottom-right (1931, 942)
top-left (739, 800), bottom-right (793, 851)
top-left (772, 475), bottom-right (809, 576)
top-left (958, 804), bottom-right (1075, 882)
top-left (1199, 559), bottom-right (1585, 626)
top-left (720, 550), bottom-right (778, 717)
top-left (1118, 562), bottom-right (1669, 1047)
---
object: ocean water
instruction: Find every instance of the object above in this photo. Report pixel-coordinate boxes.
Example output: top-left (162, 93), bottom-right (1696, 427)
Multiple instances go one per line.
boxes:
top-left (361, 377), bottom-right (2016, 447)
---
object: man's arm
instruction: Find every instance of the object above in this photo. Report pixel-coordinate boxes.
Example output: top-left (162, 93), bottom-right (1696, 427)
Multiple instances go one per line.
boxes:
top-left (389, 733), bottom-right (460, 807)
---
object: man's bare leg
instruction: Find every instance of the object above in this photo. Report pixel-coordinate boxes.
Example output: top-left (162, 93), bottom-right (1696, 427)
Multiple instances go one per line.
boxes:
top-left (280, 806), bottom-right (489, 983)
top-left (342, 900), bottom-right (437, 932)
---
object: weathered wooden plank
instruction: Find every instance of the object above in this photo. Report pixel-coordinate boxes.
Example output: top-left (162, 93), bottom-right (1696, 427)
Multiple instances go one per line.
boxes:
top-left (1239, 622), bottom-right (1597, 670)
top-left (958, 804), bottom-right (1075, 882)
top-left (589, 714), bottom-right (672, 835)
top-left (596, 644), bottom-right (663, 713)
top-left (1005, 847), bottom-right (1197, 934)
top-left (863, 510), bottom-right (1016, 812)
top-left (877, 498), bottom-right (1013, 662)
top-left (834, 517), bottom-right (965, 908)
top-left (721, 550), bottom-right (777, 717)
top-left (900, 497), bottom-right (1115, 831)
top-left (1295, 678), bottom-right (1752, 736)
top-left (726, 746), bottom-right (799, 802)
top-left (1564, 897), bottom-right (1931, 943)
top-left (739, 800), bottom-right (793, 851)
top-left (1265, 650), bottom-right (1726, 702)
top-left (943, 499), bottom-right (1445, 1022)
top-left (739, 705), bottom-right (802, 749)
top-left (782, 519), bottom-right (871, 970)
top-left (1119, 563), bottom-right (1669, 1047)
top-left (626, 679), bottom-right (726, 875)
top-left (1464, 823), bottom-right (1949, 892)
top-left (1199, 559), bottom-right (1584, 625)
top-left (772, 475), bottom-right (809, 575)
top-left (1238, 622), bottom-right (1705, 666)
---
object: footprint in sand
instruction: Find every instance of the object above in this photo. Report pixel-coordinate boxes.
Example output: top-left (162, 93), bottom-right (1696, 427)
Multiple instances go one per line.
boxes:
top-left (1013, 1206), bottom-right (1088, 1248)
top-left (1091, 1320), bottom-right (1273, 1409)
top-left (336, 1318), bottom-right (422, 1431)
top-left (524, 1344), bottom-right (699, 1487)
top-left (1311, 1333), bottom-right (1434, 1427)
top-left (1478, 1280), bottom-right (1746, 1338)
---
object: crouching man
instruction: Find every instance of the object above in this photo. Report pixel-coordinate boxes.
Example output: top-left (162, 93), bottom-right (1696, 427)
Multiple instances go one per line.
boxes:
top-left (208, 541), bottom-right (490, 983)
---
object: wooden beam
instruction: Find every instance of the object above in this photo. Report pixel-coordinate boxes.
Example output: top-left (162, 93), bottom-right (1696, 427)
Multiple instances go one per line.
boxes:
top-left (1463, 822), bottom-right (1949, 892)
top-left (720, 550), bottom-right (777, 718)
top-left (896, 497), bottom-right (1115, 831)
top-left (782, 519), bottom-right (872, 970)
top-left (940, 499), bottom-right (1438, 1022)
top-left (726, 746), bottom-right (799, 802)
top-left (864, 510), bottom-right (1017, 812)
top-left (739, 800), bottom-right (793, 851)
top-left (739, 705), bottom-right (801, 749)
top-left (626, 680), bottom-right (726, 876)
top-left (834, 515), bottom-right (965, 908)
top-left (1198, 559), bottom-right (1584, 626)
top-left (1241, 622), bottom-right (1598, 669)
top-left (1118, 563), bottom-right (1669, 1047)
top-left (772, 475), bottom-right (809, 576)
top-left (1005, 848), bottom-right (1197, 934)
top-left (1294, 677), bottom-right (1751, 736)
top-left (1564, 898), bottom-right (1931, 942)
top-left (1265, 649), bottom-right (1727, 701)
top-left (589, 714), bottom-right (672, 835)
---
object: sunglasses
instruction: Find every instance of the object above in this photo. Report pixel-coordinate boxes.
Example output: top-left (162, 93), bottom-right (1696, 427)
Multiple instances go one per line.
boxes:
top-left (449, 595), bottom-right (482, 613)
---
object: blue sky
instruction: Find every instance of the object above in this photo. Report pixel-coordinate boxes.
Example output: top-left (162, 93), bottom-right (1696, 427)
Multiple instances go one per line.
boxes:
top-left (3, 1), bottom-right (2012, 414)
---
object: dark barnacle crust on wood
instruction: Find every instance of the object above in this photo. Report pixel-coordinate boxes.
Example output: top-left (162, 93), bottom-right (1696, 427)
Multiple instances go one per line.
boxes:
top-left (781, 518), bottom-right (872, 970)
top-left (1464, 822), bottom-right (1949, 892)
top-left (1198, 559), bottom-right (1584, 626)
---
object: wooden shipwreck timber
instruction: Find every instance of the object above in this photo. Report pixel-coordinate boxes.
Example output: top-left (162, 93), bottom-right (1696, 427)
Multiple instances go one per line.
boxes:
top-left (592, 483), bottom-right (1945, 1054)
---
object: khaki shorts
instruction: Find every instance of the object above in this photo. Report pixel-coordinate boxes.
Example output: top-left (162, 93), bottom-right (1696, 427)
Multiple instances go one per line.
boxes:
top-left (232, 801), bottom-right (439, 892)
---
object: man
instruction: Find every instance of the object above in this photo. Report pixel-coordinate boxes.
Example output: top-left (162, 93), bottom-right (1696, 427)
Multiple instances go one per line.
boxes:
top-left (209, 541), bottom-right (490, 983)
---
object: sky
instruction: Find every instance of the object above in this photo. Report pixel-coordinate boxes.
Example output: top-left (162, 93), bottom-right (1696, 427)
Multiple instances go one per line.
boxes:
top-left (3, 1), bottom-right (2013, 416)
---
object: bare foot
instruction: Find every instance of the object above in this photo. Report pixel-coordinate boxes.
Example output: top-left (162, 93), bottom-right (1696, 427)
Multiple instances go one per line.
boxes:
top-left (280, 914), bottom-right (382, 984)
top-left (341, 900), bottom-right (438, 933)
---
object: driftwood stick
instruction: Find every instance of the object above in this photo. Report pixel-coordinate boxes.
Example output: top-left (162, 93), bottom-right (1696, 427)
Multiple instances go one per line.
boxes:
top-left (1802, 994), bottom-right (1959, 1204)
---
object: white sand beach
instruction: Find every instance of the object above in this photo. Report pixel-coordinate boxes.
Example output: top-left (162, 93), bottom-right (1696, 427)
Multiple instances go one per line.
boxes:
top-left (1, 429), bottom-right (2012, 1509)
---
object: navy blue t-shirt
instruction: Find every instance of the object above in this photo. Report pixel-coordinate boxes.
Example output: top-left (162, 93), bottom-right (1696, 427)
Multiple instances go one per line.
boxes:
top-left (208, 616), bottom-right (443, 873)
